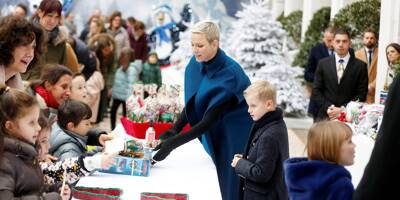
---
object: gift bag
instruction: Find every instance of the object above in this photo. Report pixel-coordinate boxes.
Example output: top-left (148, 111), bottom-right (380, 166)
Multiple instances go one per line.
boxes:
top-left (72, 186), bottom-right (122, 200)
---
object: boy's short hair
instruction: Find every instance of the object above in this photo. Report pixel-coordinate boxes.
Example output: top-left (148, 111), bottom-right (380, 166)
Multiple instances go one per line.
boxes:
top-left (57, 99), bottom-right (92, 129)
top-left (191, 20), bottom-right (220, 43)
top-left (307, 121), bottom-right (352, 164)
top-left (243, 80), bottom-right (276, 104)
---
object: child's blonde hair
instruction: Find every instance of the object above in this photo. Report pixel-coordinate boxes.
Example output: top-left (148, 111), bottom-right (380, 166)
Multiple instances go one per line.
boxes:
top-left (307, 121), bottom-right (352, 164)
top-left (243, 80), bottom-right (276, 104)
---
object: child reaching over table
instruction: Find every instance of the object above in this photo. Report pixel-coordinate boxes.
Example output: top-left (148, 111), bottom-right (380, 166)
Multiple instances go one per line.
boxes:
top-left (0, 85), bottom-right (70, 199)
top-left (37, 110), bottom-right (115, 185)
top-left (49, 99), bottom-right (115, 162)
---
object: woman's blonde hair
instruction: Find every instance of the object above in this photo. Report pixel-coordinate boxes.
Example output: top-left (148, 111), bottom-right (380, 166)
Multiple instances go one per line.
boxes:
top-left (307, 121), bottom-right (352, 164)
top-left (191, 20), bottom-right (220, 43)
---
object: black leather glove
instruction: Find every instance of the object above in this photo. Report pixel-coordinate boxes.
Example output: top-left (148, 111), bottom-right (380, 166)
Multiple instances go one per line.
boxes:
top-left (152, 138), bottom-right (175, 162)
top-left (158, 128), bottom-right (178, 141)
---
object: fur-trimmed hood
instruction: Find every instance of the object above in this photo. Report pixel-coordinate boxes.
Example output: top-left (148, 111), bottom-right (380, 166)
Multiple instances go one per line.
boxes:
top-left (50, 25), bottom-right (69, 46)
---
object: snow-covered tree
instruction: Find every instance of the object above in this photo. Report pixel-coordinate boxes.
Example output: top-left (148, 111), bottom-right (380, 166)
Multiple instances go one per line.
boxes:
top-left (228, 0), bottom-right (307, 116)
top-left (251, 65), bottom-right (307, 116)
top-left (227, 0), bottom-right (287, 70)
top-left (169, 28), bottom-right (192, 71)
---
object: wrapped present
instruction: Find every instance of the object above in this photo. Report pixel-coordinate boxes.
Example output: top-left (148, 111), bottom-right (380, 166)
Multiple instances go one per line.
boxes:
top-left (72, 186), bottom-right (122, 200)
top-left (120, 117), bottom-right (190, 139)
top-left (140, 192), bottom-right (188, 200)
top-left (338, 101), bottom-right (384, 140)
top-left (100, 156), bottom-right (150, 177)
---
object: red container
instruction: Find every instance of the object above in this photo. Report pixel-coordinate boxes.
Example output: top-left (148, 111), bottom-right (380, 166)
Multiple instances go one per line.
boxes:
top-left (120, 117), bottom-right (190, 139)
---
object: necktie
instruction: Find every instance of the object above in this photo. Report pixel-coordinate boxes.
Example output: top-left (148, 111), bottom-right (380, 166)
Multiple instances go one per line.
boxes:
top-left (330, 49), bottom-right (334, 56)
top-left (368, 50), bottom-right (373, 67)
top-left (338, 59), bottom-right (345, 83)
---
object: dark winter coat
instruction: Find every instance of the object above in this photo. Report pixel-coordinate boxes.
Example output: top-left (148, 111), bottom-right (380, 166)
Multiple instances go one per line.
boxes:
top-left (353, 75), bottom-right (400, 199)
top-left (184, 48), bottom-right (253, 200)
top-left (72, 36), bottom-right (98, 80)
top-left (235, 108), bottom-right (289, 200)
top-left (284, 157), bottom-right (353, 200)
top-left (0, 137), bottom-right (61, 200)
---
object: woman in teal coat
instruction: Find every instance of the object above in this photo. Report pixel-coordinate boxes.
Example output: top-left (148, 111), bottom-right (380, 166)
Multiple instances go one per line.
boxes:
top-left (153, 21), bottom-right (253, 200)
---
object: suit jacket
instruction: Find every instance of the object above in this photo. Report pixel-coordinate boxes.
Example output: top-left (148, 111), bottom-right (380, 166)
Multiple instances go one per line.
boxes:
top-left (313, 55), bottom-right (368, 120)
top-left (355, 48), bottom-right (378, 103)
top-left (304, 43), bottom-right (331, 83)
top-left (304, 43), bottom-right (331, 117)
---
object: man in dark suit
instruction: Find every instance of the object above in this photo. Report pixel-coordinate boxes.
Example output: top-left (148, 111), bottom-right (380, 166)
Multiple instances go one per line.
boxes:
top-left (305, 27), bottom-right (335, 121)
top-left (312, 29), bottom-right (368, 121)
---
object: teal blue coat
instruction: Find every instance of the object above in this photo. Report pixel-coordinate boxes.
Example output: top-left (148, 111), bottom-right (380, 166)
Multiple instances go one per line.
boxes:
top-left (184, 49), bottom-right (252, 200)
top-left (112, 60), bottom-right (142, 101)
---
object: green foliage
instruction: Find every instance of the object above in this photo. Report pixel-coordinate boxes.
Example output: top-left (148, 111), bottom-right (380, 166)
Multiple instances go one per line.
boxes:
top-left (277, 10), bottom-right (303, 45)
top-left (331, 0), bottom-right (380, 50)
top-left (292, 7), bottom-right (331, 67)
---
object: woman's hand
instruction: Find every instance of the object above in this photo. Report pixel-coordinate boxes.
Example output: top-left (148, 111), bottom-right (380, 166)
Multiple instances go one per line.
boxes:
top-left (152, 138), bottom-right (175, 163)
top-left (158, 129), bottom-right (178, 141)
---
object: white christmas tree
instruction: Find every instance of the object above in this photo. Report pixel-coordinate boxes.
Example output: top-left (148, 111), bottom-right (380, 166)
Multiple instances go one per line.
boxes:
top-left (227, 0), bottom-right (287, 71)
top-left (169, 28), bottom-right (192, 71)
top-left (228, 0), bottom-right (307, 116)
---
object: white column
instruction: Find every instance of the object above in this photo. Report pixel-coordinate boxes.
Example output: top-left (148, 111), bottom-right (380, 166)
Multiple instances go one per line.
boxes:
top-left (284, 0), bottom-right (303, 16)
top-left (330, 0), bottom-right (361, 19)
top-left (301, 0), bottom-right (331, 42)
top-left (375, 0), bottom-right (400, 102)
top-left (272, 0), bottom-right (285, 19)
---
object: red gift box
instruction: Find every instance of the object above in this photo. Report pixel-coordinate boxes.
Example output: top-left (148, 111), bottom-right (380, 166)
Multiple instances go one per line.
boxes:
top-left (120, 117), bottom-right (190, 139)
top-left (72, 186), bottom-right (122, 200)
top-left (140, 192), bottom-right (188, 200)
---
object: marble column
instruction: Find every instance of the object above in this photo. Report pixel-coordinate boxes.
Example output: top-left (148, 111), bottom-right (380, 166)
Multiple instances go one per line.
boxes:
top-left (272, 0), bottom-right (285, 19)
top-left (284, 0), bottom-right (303, 16)
top-left (330, 0), bottom-right (361, 19)
top-left (375, 0), bottom-right (400, 102)
top-left (301, 0), bottom-right (330, 42)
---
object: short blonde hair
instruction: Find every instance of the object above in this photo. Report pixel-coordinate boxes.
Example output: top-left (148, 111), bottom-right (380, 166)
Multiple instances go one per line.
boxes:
top-left (191, 20), bottom-right (220, 43)
top-left (307, 121), bottom-right (352, 164)
top-left (243, 80), bottom-right (276, 104)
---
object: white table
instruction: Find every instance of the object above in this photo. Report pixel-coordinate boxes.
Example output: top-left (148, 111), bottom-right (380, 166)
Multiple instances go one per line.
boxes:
top-left (346, 134), bottom-right (375, 188)
top-left (75, 124), bottom-right (222, 200)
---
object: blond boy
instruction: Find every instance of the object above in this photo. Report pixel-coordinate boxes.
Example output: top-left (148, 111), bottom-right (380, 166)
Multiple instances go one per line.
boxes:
top-left (231, 80), bottom-right (289, 200)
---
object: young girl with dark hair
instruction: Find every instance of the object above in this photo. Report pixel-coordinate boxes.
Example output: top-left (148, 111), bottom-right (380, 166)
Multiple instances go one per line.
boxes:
top-left (0, 84), bottom-right (70, 199)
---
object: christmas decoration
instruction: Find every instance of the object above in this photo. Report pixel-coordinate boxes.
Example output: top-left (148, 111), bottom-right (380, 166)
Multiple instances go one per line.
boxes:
top-left (228, 0), bottom-right (307, 116)
top-left (141, 192), bottom-right (188, 200)
top-left (336, 101), bottom-right (384, 140)
top-left (72, 186), bottom-right (122, 200)
top-left (148, 4), bottom-right (192, 65)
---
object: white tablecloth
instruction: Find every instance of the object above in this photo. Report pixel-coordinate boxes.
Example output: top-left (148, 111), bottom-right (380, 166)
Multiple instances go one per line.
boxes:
top-left (346, 134), bottom-right (375, 188)
top-left (75, 124), bottom-right (222, 200)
